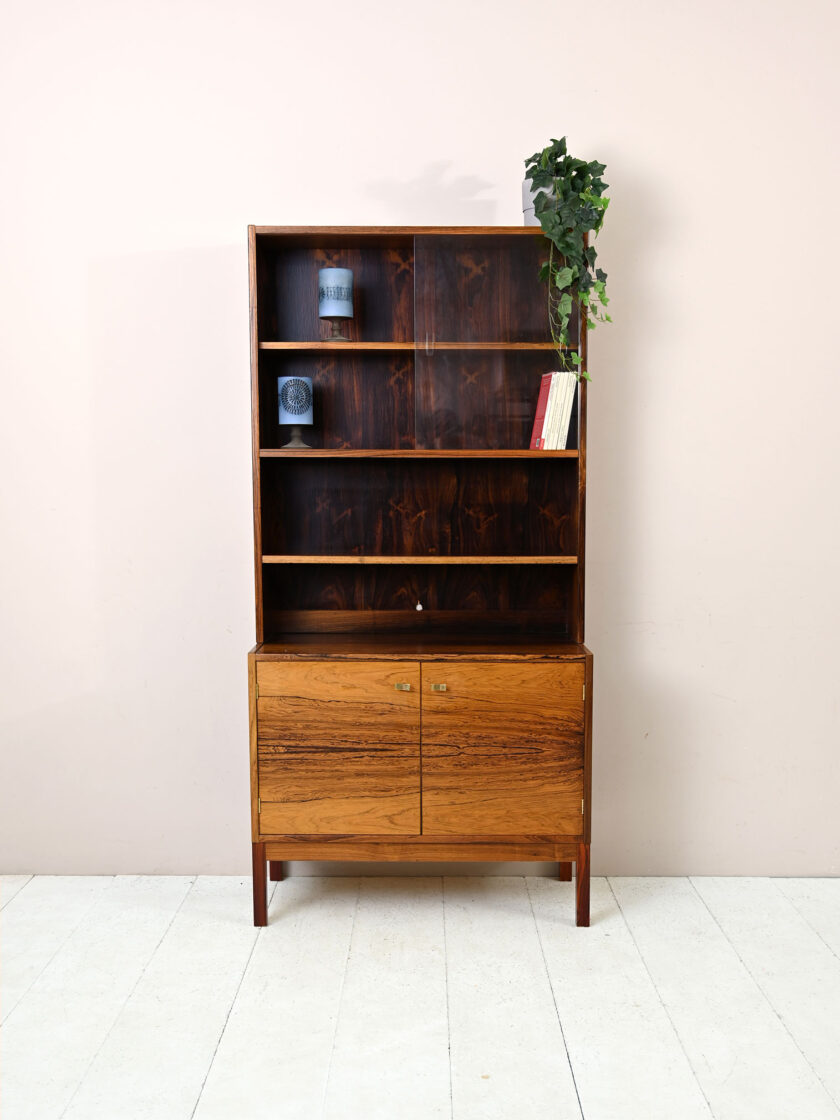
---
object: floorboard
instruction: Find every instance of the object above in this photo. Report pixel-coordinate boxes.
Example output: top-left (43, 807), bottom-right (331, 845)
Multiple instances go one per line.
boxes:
top-left (192, 877), bottom-right (358, 1120)
top-left (1, 875), bottom-right (34, 908)
top-left (1, 876), bottom-right (193, 1120)
top-left (443, 876), bottom-right (582, 1120)
top-left (528, 876), bottom-right (712, 1119)
top-left (322, 878), bottom-right (450, 1120)
top-left (62, 877), bottom-right (262, 1120)
top-left (1, 876), bottom-right (112, 1024)
top-left (610, 877), bottom-right (839, 1120)
top-left (776, 877), bottom-right (840, 960)
top-left (692, 876), bottom-right (840, 1110)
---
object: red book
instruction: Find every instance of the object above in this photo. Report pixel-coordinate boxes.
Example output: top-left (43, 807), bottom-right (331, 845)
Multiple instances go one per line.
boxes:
top-left (529, 373), bottom-right (553, 449)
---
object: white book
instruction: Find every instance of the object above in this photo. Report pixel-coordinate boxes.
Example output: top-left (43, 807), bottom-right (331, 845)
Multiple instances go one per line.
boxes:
top-left (558, 370), bottom-right (576, 450)
top-left (558, 371), bottom-right (574, 449)
top-left (547, 370), bottom-right (571, 450)
top-left (541, 373), bottom-right (561, 451)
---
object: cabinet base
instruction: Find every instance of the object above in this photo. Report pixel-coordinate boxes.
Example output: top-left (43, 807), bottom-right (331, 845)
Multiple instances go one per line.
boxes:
top-left (251, 840), bottom-right (591, 927)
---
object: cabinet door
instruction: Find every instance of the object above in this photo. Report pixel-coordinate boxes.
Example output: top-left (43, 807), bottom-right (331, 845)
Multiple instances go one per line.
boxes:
top-left (256, 661), bottom-right (420, 835)
top-left (421, 662), bottom-right (585, 836)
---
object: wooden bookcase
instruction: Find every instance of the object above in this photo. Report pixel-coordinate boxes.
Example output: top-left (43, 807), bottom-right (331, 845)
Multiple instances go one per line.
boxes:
top-left (247, 226), bottom-right (593, 926)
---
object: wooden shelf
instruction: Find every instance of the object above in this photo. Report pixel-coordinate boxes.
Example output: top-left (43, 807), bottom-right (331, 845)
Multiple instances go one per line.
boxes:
top-left (259, 341), bottom-right (573, 351)
top-left (259, 449), bottom-right (579, 459)
top-left (262, 555), bottom-right (578, 565)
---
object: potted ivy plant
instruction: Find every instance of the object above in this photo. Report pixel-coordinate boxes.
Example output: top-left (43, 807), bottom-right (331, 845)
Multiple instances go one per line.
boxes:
top-left (523, 137), bottom-right (611, 380)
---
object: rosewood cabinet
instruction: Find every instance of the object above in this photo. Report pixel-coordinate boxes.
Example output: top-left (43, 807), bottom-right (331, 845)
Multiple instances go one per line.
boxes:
top-left (247, 227), bottom-right (594, 927)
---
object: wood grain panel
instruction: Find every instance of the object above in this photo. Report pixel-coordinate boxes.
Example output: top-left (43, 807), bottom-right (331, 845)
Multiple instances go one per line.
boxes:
top-left (415, 349), bottom-right (579, 451)
top-left (415, 234), bottom-right (561, 343)
top-left (259, 350), bottom-right (414, 450)
top-left (259, 747), bottom-right (419, 835)
top-left (421, 662), bottom-right (585, 747)
top-left (261, 563), bottom-right (575, 639)
top-left (260, 458), bottom-right (578, 558)
top-left (266, 244), bottom-right (414, 343)
top-left (421, 662), bottom-right (585, 835)
top-left (422, 759), bottom-right (583, 835)
top-left (256, 660), bottom-right (419, 746)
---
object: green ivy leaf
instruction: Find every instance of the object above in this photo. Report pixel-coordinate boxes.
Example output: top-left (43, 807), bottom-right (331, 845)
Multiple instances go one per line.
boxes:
top-left (554, 266), bottom-right (573, 289)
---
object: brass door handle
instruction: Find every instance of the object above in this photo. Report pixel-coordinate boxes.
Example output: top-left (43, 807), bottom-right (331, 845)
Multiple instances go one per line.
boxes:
top-left (431, 683), bottom-right (447, 692)
top-left (394, 682), bottom-right (411, 692)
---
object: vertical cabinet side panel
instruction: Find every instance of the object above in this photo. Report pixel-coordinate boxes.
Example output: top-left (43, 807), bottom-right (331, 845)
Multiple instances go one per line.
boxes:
top-left (249, 226), bottom-right (264, 641)
top-left (248, 652), bottom-right (259, 840)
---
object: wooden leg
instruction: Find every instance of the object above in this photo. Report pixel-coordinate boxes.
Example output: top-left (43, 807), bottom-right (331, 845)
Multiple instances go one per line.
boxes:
top-left (557, 861), bottom-right (572, 881)
top-left (269, 860), bottom-right (284, 882)
top-left (576, 841), bottom-right (590, 927)
top-left (252, 841), bottom-right (267, 926)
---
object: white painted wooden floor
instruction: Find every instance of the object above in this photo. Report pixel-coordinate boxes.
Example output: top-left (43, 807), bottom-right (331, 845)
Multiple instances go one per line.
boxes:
top-left (2, 875), bottom-right (839, 1120)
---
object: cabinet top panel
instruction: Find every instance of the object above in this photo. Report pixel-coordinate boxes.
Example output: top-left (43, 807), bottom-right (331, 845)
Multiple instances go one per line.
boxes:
top-left (251, 225), bottom-right (545, 246)
top-left (252, 635), bottom-right (590, 662)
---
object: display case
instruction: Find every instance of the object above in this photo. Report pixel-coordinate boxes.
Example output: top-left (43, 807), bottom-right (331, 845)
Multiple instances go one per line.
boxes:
top-left (247, 227), bottom-right (593, 926)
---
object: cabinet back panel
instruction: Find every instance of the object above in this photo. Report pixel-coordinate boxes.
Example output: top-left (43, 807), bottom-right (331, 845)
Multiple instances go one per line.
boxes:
top-left (261, 458), bottom-right (578, 557)
top-left (415, 350), bottom-right (579, 450)
top-left (415, 234), bottom-right (579, 344)
top-left (259, 352), bottom-right (415, 450)
top-left (258, 243), bottom-right (414, 343)
top-left (262, 562), bottom-right (575, 638)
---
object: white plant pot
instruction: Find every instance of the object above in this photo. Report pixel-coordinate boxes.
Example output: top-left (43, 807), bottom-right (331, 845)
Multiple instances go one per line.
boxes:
top-left (522, 179), bottom-right (555, 227)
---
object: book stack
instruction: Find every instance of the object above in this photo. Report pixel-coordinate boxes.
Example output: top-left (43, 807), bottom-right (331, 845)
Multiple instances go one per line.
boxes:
top-left (529, 371), bottom-right (578, 450)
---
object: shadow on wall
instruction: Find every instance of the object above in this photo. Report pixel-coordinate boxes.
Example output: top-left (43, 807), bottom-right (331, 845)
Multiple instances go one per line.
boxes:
top-left (364, 161), bottom-right (499, 224)
top-left (587, 163), bottom-right (700, 875)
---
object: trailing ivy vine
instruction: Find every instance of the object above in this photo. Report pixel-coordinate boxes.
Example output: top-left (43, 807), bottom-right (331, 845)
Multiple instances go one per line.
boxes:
top-left (524, 137), bottom-right (611, 379)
